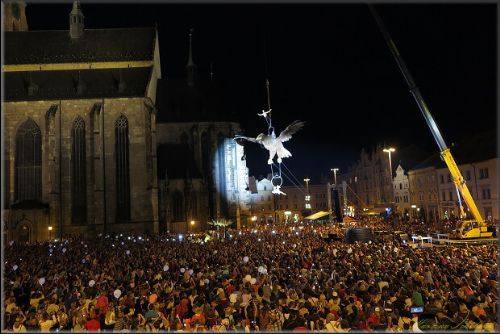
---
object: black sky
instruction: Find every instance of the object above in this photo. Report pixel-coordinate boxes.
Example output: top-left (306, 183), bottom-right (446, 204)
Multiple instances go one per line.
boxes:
top-left (25, 2), bottom-right (497, 183)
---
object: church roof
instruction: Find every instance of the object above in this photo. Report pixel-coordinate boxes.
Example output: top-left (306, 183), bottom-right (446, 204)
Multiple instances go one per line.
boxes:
top-left (157, 143), bottom-right (202, 180)
top-left (156, 77), bottom-right (237, 123)
top-left (4, 27), bottom-right (155, 64)
top-left (4, 67), bottom-right (152, 101)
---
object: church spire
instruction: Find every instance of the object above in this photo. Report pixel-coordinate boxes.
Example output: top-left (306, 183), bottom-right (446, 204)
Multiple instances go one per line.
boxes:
top-left (69, 1), bottom-right (84, 39)
top-left (4, 1), bottom-right (28, 32)
top-left (186, 28), bottom-right (197, 86)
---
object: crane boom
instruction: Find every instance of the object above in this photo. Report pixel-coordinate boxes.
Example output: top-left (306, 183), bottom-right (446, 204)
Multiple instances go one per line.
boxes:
top-left (368, 5), bottom-right (491, 238)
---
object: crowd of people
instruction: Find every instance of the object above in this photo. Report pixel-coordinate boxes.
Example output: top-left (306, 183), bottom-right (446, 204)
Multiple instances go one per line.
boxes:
top-left (3, 221), bottom-right (498, 332)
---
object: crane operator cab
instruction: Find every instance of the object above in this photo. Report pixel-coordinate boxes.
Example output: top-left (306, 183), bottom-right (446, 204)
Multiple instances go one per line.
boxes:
top-left (451, 220), bottom-right (494, 239)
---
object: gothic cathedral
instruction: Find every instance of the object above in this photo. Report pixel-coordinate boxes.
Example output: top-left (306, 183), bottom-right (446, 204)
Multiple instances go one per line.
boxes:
top-left (3, 2), bottom-right (251, 242)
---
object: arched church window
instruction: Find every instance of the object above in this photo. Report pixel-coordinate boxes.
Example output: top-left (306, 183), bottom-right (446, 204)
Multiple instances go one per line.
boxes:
top-left (172, 191), bottom-right (184, 221)
top-left (217, 133), bottom-right (228, 217)
top-left (71, 117), bottom-right (87, 224)
top-left (180, 132), bottom-right (189, 147)
top-left (201, 132), bottom-right (210, 174)
top-left (115, 115), bottom-right (130, 221)
top-left (191, 193), bottom-right (198, 218)
top-left (15, 119), bottom-right (42, 201)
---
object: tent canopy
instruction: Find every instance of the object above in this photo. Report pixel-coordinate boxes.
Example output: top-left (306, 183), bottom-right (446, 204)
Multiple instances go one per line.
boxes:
top-left (304, 211), bottom-right (331, 220)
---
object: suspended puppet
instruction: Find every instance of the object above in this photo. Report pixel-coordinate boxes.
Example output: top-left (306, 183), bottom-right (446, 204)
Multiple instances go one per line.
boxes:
top-left (235, 119), bottom-right (305, 165)
top-left (235, 109), bottom-right (305, 195)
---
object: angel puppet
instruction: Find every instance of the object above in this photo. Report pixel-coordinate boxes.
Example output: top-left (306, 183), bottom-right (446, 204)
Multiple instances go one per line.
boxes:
top-left (234, 120), bottom-right (305, 165)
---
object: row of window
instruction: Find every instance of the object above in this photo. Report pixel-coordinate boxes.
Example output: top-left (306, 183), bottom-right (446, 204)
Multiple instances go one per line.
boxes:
top-left (394, 182), bottom-right (408, 190)
top-left (439, 168), bottom-right (489, 184)
top-left (277, 202), bottom-right (328, 210)
top-left (395, 195), bottom-right (409, 203)
top-left (14, 116), bottom-right (131, 223)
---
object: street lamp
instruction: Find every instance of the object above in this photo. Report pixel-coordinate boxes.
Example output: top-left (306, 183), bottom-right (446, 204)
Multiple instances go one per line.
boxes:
top-left (383, 147), bottom-right (396, 205)
top-left (382, 148), bottom-right (396, 178)
top-left (304, 178), bottom-right (311, 210)
top-left (48, 226), bottom-right (53, 240)
top-left (331, 168), bottom-right (339, 185)
top-left (304, 178), bottom-right (310, 193)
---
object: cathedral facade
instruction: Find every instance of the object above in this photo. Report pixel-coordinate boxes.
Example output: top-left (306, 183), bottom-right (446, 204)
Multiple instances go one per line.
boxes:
top-left (155, 31), bottom-right (251, 233)
top-left (2, 2), bottom-right (250, 242)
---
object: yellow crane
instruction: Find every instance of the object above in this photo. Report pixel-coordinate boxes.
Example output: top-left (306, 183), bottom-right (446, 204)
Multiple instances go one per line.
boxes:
top-left (369, 5), bottom-right (493, 239)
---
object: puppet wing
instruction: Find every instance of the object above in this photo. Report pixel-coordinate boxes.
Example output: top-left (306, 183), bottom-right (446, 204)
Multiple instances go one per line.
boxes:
top-left (277, 120), bottom-right (305, 143)
top-left (234, 135), bottom-right (259, 146)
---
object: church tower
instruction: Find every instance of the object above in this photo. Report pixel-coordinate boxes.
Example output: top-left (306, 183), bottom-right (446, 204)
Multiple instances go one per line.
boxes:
top-left (69, 1), bottom-right (84, 39)
top-left (3, 1), bottom-right (28, 32)
top-left (186, 28), bottom-right (197, 87)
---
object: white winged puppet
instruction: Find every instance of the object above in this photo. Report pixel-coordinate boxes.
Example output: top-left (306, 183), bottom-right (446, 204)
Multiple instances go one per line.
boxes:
top-left (234, 120), bottom-right (305, 165)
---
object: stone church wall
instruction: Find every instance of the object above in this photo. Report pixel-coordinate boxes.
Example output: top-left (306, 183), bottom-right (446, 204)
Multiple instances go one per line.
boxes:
top-left (3, 97), bottom-right (158, 241)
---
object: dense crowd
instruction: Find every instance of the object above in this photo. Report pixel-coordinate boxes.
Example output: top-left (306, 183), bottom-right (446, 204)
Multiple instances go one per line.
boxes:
top-left (3, 222), bottom-right (498, 332)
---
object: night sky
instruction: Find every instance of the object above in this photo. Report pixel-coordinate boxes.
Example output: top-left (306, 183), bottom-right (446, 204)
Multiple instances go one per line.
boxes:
top-left (26, 2), bottom-right (496, 183)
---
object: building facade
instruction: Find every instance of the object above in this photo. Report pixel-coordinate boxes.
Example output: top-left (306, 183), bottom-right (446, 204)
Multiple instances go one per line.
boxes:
top-left (407, 166), bottom-right (440, 223)
top-left (337, 145), bottom-right (394, 214)
top-left (436, 158), bottom-right (498, 222)
top-left (248, 176), bottom-right (275, 225)
top-left (393, 164), bottom-right (411, 216)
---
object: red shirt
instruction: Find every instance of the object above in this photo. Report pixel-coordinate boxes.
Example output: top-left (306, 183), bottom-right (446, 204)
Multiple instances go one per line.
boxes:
top-left (96, 295), bottom-right (109, 314)
top-left (226, 284), bottom-right (235, 296)
top-left (84, 319), bottom-right (101, 331)
top-left (293, 326), bottom-right (309, 332)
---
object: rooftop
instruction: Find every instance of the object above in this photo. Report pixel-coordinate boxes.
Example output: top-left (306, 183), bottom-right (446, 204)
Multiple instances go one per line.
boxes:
top-left (4, 67), bottom-right (152, 101)
top-left (4, 27), bottom-right (155, 65)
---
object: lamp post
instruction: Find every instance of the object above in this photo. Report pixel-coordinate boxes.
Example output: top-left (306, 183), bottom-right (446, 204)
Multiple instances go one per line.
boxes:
top-left (304, 178), bottom-right (311, 211)
top-left (331, 168), bottom-right (339, 185)
top-left (383, 147), bottom-right (396, 204)
top-left (383, 148), bottom-right (395, 179)
top-left (48, 226), bottom-right (53, 240)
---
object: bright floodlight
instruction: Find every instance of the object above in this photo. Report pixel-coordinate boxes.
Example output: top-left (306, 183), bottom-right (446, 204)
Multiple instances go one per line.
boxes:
top-left (383, 148), bottom-right (395, 153)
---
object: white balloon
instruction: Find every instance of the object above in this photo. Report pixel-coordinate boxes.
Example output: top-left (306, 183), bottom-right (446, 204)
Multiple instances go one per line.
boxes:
top-left (13, 265), bottom-right (18, 271)
top-left (180, 268), bottom-right (186, 273)
top-left (347, 248), bottom-right (353, 254)
top-left (243, 256), bottom-right (249, 263)
top-left (114, 289), bottom-right (122, 299)
top-left (126, 250), bottom-right (130, 255)
top-left (258, 266), bottom-right (264, 273)
top-left (250, 278), bottom-right (257, 285)
top-left (262, 268), bottom-right (268, 274)
top-left (39, 277), bottom-right (46, 285)
top-left (188, 269), bottom-right (194, 276)
top-left (62, 248), bottom-right (67, 253)
top-left (214, 250), bottom-right (218, 254)
top-left (163, 265), bottom-right (169, 272)
top-left (204, 279), bottom-right (209, 285)
top-left (89, 280), bottom-right (96, 287)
